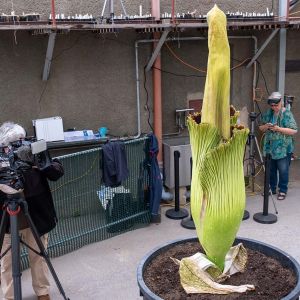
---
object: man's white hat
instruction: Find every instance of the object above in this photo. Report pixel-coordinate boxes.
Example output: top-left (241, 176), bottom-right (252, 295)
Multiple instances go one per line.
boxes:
top-left (0, 122), bottom-right (26, 146)
top-left (267, 91), bottom-right (282, 105)
top-left (269, 91), bottom-right (282, 100)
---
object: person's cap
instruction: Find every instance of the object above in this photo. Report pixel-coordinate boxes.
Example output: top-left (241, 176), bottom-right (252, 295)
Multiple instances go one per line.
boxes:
top-left (267, 92), bottom-right (282, 105)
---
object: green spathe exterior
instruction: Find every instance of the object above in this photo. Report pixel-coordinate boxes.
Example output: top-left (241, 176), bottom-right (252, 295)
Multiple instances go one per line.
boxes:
top-left (188, 5), bottom-right (249, 271)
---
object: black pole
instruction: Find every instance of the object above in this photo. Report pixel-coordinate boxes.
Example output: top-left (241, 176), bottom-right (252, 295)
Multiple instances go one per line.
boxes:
top-left (181, 156), bottom-right (196, 229)
top-left (166, 151), bottom-right (188, 219)
top-left (263, 153), bottom-right (271, 215)
top-left (174, 150), bottom-right (180, 212)
top-left (253, 153), bottom-right (277, 224)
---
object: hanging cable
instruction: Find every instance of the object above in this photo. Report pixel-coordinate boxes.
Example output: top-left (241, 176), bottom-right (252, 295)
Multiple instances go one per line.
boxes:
top-left (152, 66), bottom-right (206, 78)
top-left (143, 66), bottom-right (154, 132)
top-left (256, 60), bottom-right (270, 96)
top-left (165, 43), bottom-right (251, 73)
top-left (37, 82), bottom-right (49, 117)
top-left (165, 43), bottom-right (207, 73)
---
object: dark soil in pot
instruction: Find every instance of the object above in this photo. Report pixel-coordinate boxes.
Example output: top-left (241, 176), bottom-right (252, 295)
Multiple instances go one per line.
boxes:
top-left (143, 241), bottom-right (297, 300)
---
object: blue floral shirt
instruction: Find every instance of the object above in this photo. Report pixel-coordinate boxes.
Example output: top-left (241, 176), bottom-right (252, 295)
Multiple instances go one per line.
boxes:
top-left (261, 109), bottom-right (298, 160)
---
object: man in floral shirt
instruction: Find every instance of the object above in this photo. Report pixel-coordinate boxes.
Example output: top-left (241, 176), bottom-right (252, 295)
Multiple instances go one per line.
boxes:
top-left (259, 92), bottom-right (298, 200)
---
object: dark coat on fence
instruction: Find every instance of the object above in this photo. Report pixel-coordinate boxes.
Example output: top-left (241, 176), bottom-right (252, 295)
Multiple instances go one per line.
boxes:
top-left (102, 141), bottom-right (129, 187)
top-left (147, 134), bottom-right (162, 216)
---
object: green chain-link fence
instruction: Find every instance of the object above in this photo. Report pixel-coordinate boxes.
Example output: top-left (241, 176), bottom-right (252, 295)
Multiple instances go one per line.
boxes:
top-left (21, 137), bottom-right (150, 269)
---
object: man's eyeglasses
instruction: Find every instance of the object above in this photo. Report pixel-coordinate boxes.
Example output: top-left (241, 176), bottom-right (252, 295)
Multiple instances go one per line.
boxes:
top-left (270, 103), bottom-right (279, 107)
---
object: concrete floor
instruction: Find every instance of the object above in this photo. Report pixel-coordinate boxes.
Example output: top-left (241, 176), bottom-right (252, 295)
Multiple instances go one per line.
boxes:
top-left (2, 181), bottom-right (300, 300)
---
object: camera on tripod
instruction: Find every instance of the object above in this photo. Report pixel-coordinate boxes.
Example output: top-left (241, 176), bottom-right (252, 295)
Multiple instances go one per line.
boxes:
top-left (0, 139), bottom-right (51, 190)
top-left (284, 95), bottom-right (295, 107)
top-left (249, 111), bottom-right (258, 122)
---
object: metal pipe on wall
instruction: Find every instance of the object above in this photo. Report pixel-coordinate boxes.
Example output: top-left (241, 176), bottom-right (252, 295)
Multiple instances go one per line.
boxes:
top-left (51, 0), bottom-right (56, 27)
top-left (152, 0), bottom-right (163, 164)
top-left (134, 35), bottom-right (258, 140)
top-left (151, 0), bottom-right (161, 21)
top-left (171, 0), bottom-right (175, 23)
top-left (277, 0), bottom-right (289, 96)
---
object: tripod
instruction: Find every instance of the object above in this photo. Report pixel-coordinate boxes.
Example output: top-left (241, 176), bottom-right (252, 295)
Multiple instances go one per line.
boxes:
top-left (246, 112), bottom-right (278, 214)
top-left (0, 185), bottom-right (69, 300)
top-left (247, 112), bottom-right (265, 192)
top-left (100, 0), bottom-right (128, 22)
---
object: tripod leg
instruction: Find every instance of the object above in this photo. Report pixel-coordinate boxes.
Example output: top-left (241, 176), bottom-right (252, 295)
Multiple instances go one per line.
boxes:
top-left (9, 211), bottom-right (22, 300)
top-left (0, 209), bottom-right (9, 254)
top-left (22, 205), bottom-right (69, 300)
top-left (254, 136), bottom-right (265, 171)
top-left (247, 133), bottom-right (257, 192)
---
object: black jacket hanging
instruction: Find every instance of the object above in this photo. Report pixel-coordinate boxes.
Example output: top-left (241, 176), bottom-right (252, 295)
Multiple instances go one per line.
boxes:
top-left (102, 141), bottom-right (129, 187)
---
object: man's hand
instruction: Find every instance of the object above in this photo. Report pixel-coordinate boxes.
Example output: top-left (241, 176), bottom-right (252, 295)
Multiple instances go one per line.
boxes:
top-left (269, 125), bottom-right (281, 132)
top-left (260, 123), bottom-right (274, 132)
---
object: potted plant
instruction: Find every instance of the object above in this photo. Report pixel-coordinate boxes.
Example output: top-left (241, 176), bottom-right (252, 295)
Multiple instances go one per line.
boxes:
top-left (137, 5), bottom-right (300, 300)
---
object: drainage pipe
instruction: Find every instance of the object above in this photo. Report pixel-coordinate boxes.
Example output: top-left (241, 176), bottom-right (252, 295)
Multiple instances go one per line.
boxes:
top-left (277, 0), bottom-right (289, 96)
top-left (134, 35), bottom-right (257, 139)
top-left (51, 0), bottom-right (56, 27)
top-left (151, 0), bottom-right (163, 164)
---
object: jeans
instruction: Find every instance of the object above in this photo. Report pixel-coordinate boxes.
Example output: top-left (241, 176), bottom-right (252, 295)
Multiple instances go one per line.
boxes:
top-left (269, 153), bottom-right (291, 194)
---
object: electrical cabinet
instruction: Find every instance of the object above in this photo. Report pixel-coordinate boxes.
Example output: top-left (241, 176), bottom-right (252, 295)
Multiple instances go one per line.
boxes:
top-left (163, 136), bottom-right (192, 189)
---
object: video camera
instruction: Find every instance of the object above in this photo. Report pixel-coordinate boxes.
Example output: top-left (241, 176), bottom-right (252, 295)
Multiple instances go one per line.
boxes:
top-left (0, 138), bottom-right (51, 190)
top-left (284, 95), bottom-right (295, 107)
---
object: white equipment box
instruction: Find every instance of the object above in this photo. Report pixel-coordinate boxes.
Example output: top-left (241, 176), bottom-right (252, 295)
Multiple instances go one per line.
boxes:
top-left (163, 136), bottom-right (192, 189)
top-left (33, 116), bottom-right (64, 142)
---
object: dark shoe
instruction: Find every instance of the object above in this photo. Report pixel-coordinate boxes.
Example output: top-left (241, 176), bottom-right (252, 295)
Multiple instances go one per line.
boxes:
top-left (277, 192), bottom-right (286, 200)
top-left (37, 295), bottom-right (50, 300)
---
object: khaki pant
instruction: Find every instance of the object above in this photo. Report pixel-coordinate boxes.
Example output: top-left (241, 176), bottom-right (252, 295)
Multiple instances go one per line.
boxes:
top-left (1, 228), bottom-right (50, 300)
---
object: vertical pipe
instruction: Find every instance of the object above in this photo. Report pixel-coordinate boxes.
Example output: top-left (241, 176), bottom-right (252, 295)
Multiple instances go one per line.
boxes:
top-left (278, 0), bottom-right (288, 96)
top-left (51, 0), bottom-right (56, 27)
top-left (153, 36), bottom-right (163, 164)
top-left (151, 0), bottom-right (160, 21)
top-left (134, 42), bottom-right (142, 138)
top-left (152, 0), bottom-right (163, 164)
top-left (171, 0), bottom-right (175, 23)
top-left (252, 36), bottom-right (258, 112)
top-left (279, 0), bottom-right (288, 21)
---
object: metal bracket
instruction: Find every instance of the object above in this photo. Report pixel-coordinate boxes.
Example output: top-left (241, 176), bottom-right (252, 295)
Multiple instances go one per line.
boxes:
top-left (145, 29), bottom-right (170, 72)
top-left (42, 32), bottom-right (56, 81)
top-left (246, 29), bottom-right (279, 69)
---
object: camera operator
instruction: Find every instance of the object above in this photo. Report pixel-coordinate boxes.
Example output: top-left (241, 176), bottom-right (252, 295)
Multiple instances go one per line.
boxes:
top-left (259, 92), bottom-right (298, 201)
top-left (0, 122), bottom-right (64, 300)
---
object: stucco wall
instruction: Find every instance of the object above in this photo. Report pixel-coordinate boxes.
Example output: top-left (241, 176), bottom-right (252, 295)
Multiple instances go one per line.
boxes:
top-left (0, 30), bottom-right (153, 136)
top-left (0, 30), bottom-right (261, 137)
top-left (0, 0), bottom-right (276, 19)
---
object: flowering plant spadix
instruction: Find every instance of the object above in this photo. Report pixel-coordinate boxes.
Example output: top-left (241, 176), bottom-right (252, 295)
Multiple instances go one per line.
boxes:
top-left (188, 5), bottom-right (249, 271)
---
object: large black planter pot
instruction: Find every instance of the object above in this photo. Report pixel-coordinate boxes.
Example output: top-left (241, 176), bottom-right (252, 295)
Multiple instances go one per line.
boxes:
top-left (137, 237), bottom-right (300, 300)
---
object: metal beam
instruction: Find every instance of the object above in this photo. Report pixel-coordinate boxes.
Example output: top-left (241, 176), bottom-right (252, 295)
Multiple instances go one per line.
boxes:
top-left (277, 28), bottom-right (287, 96)
top-left (246, 28), bottom-right (279, 68)
top-left (0, 20), bottom-right (292, 31)
top-left (277, 0), bottom-right (288, 95)
top-left (145, 29), bottom-right (170, 72)
top-left (42, 32), bottom-right (56, 81)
